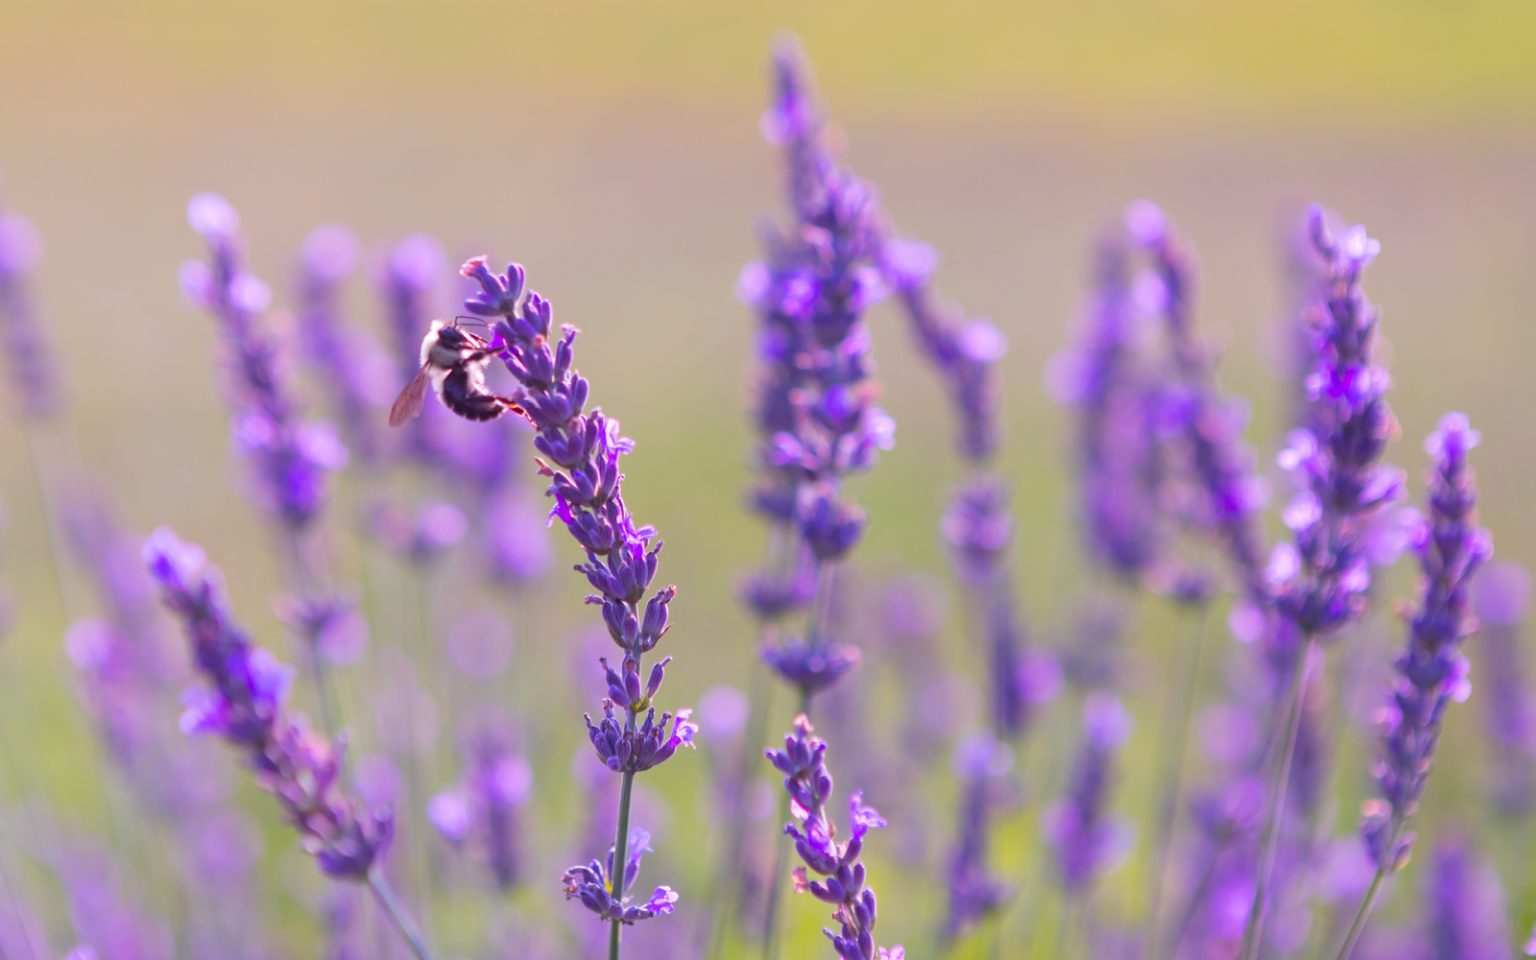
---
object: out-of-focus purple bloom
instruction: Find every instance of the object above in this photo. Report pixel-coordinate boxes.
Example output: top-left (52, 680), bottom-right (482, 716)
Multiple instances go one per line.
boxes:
top-left (144, 527), bottom-right (393, 881)
top-left (445, 609), bottom-right (516, 681)
top-left (1055, 231), bottom-right (1169, 587)
top-left (1361, 414), bottom-right (1490, 873)
top-left (55, 841), bottom-right (175, 960)
top-left (428, 714), bottom-right (531, 891)
top-left (295, 224), bottom-right (393, 465)
top-left (562, 828), bottom-right (679, 925)
top-left (940, 735), bottom-right (1011, 944)
top-left (1267, 207), bottom-right (1403, 639)
top-left (1424, 838), bottom-right (1513, 960)
top-left (765, 715), bottom-right (902, 960)
top-left (1130, 201), bottom-right (1269, 601)
top-left (0, 206), bottom-right (59, 418)
top-left (364, 498), bottom-right (468, 566)
top-left (746, 38), bottom-right (894, 700)
top-left (1473, 563), bottom-right (1536, 815)
top-left (1048, 692), bottom-right (1132, 894)
top-left (181, 193), bottom-right (347, 529)
top-left (275, 592), bottom-right (369, 666)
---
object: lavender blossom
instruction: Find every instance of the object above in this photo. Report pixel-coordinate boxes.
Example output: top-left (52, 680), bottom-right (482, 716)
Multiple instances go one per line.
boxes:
top-left (1048, 692), bottom-right (1131, 894)
top-left (428, 714), bottom-right (531, 891)
top-left (180, 193), bottom-right (347, 530)
top-left (765, 715), bottom-right (904, 960)
top-left (1128, 201), bottom-right (1268, 600)
top-left (457, 256), bottom-right (691, 943)
top-left (744, 37), bottom-right (894, 699)
top-left (296, 224), bottom-right (392, 465)
top-left (1266, 208), bottom-right (1403, 639)
top-left (1360, 414), bottom-right (1490, 874)
top-left (143, 527), bottom-right (394, 881)
top-left (562, 828), bottom-right (679, 925)
top-left (940, 736), bottom-right (1011, 944)
top-left (0, 205), bottom-right (58, 418)
top-left (1472, 563), bottom-right (1536, 815)
top-left (1424, 838), bottom-right (1512, 960)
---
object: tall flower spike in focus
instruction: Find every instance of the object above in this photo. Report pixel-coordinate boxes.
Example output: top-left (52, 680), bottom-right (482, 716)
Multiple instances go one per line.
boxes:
top-left (142, 529), bottom-right (432, 959)
top-left (766, 715), bottom-right (904, 960)
top-left (1336, 413), bottom-right (1491, 957)
top-left (746, 36), bottom-right (894, 704)
top-left (179, 193), bottom-right (348, 531)
top-left (457, 256), bottom-right (692, 956)
top-left (0, 201), bottom-right (58, 418)
top-left (1239, 207), bottom-right (1403, 960)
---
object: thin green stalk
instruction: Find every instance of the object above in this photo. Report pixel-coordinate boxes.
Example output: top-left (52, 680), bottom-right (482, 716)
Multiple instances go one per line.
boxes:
top-left (284, 530), bottom-right (341, 739)
top-left (761, 689), bottom-right (812, 960)
top-left (608, 768), bottom-right (638, 960)
top-left (1332, 827), bottom-right (1396, 960)
top-left (368, 869), bottom-right (433, 960)
top-left (704, 655), bottom-right (775, 960)
top-left (1237, 636), bottom-right (1315, 960)
top-left (1144, 604), bottom-right (1211, 948)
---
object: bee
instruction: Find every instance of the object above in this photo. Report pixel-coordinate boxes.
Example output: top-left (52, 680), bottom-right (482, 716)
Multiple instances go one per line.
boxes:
top-left (389, 319), bottom-right (529, 427)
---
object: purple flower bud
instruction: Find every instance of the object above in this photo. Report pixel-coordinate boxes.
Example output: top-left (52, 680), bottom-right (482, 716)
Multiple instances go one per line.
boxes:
top-left (0, 208), bottom-right (58, 418)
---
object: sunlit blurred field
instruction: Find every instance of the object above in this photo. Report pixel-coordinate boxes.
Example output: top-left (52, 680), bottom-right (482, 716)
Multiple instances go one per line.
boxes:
top-left (2, 2), bottom-right (1536, 956)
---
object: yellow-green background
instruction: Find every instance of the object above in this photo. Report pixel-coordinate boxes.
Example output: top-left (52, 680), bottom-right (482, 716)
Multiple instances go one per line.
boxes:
top-left (2, 2), bottom-right (1534, 956)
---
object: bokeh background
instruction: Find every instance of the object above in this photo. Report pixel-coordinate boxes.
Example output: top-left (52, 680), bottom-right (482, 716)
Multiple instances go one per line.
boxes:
top-left (2, 1), bottom-right (1535, 956)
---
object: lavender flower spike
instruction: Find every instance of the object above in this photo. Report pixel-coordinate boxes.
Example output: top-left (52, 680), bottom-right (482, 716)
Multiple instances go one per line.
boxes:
top-left (0, 204), bottom-right (58, 418)
top-left (180, 193), bottom-right (347, 530)
top-left (766, 715), bottom-right (904, 960)
top-left (1337, 413), bottom-right (1491, 958)
top-left (746, 37), bottom-right (895, 700)
top-left (1048, 692), bottom-right (1131, 894)
top-left (457, 256), bottom-right (691, 953)
top-left (144, 529), bottom-right (432, 960)
top-left (144, 528), bottom-right (392, 880)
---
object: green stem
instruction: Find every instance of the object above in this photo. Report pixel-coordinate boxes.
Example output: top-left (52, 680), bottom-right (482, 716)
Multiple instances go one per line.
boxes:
top-left (762, 689), bottom-right (812, 960)
top-left (704, 657), bottom-right (774, 960)
top-left (1237, 635), bottom-right (1315, 960)
top-left (1332, 852), bottom-right (1391, 959)
top-left (609, 769), bottom-right (638, 960)
top-left (1145, 604), bottom-right (1211, 950)
top-left (368, 869), bottom-right (433, 960)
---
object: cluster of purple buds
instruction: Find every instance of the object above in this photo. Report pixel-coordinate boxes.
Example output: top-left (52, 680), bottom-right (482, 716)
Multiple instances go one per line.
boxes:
top-left (1055, 229), bottom-right (1172, 589)
top-left (940, 735), bottom-right (1011, 943)
top-left (1361, 414), bottom-right (1490, 872)
top-left (766, 715), bottom-right (903, 960)
top-left (561, 829), bottom-right (679, 924)
top-left (428, 716), bottom-right (532, 891)
top-left (743, 36), bottom-right (895, 698)
top-left (1127, 201), bottom-right (1268, 601)
top-left (0, 203), bottom-right (58, 418)
top-left (457, 255), bottom-right (693, 923)
top-left (143, 528), bottom-right (393, 880)
top-left (1048, 692), bottom-right (1131, 894)
top-left (1266, 208), bottom-right (1403, 638)
top-left (296, 224), bottom-right (391, 465)
top-left (180, 194), bottom-right (347, 529)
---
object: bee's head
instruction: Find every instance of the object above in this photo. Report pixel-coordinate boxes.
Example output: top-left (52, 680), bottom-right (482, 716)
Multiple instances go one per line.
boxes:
top-left (421, 319), bottom-right (471, 367)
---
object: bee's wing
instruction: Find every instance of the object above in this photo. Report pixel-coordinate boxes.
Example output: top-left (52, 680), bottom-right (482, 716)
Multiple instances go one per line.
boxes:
top-left (389, 365), bottom-right (432, 427)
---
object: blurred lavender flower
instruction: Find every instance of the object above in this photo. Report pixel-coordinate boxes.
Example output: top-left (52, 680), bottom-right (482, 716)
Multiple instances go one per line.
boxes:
top-left (940, 736), bottom-right (1012, 944)
top-left (180, 193), bottom-right (348, 530)
top-left (457, 256), bottom-right (691, 941)
top-left (1472, 563), bottom-right (1536, 815)
top-left (1128, 201), bottom-right (1268, 601)
top-left (296, 224), bottom-right (393, 465)
top-left (427, 713), bottom-right (531, 892)
top-left (1360, 414), bottom-right (1491, 874)
top-left (1048, 692), bottom-right (1132, 894)
top-left (1267, 208), bottom-right (1403, 639)
top-left (766, 715), bottom-right (903, 960)
top-left (1424, 838), bottom-right (1513, 960)
top-left (744, 37), bottom-right (894, 700)
top-left (0, 204), bottom-right (59, 418)
top-left (55, 841), bottom-right (174, 960)
top-left (143, 527), bottom-right (394, 881)
top-left (1054, 231), bottom-right (1171, 588)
